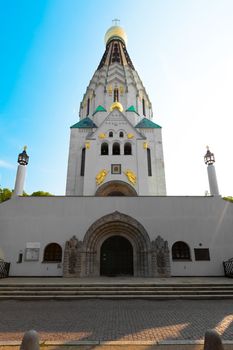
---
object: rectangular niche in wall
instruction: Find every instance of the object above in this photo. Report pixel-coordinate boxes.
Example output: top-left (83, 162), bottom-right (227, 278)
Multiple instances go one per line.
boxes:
top-left (24, 242), bottom-right (40, 261)
top-left (194, 248), bottom-right (210, 261)
top-left (111, 164), bottom-right (121, 174)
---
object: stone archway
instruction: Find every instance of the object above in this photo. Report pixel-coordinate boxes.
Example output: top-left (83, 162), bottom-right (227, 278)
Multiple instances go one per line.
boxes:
top-left (95, 181), bottom-right (137, 196)
top-left (82, 211), bottom-right (151, 277)
top-left (63, 213), bottom-right (171, 278)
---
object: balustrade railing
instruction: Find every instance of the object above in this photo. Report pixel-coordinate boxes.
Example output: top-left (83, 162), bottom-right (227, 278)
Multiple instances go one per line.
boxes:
top-left (223, 258), bottom-right (233, 277)
top-left (0, 261), bottom-right (10, 278)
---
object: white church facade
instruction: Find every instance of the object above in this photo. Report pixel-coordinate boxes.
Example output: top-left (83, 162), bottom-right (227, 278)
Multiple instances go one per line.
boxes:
top-left (1, 24), bottom-right (233, 278)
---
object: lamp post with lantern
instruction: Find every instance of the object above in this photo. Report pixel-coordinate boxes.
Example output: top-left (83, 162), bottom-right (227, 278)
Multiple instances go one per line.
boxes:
top-left (204, 146), bottom-right (220, 196)
top-left (13, 146), bottom-right (29, 197)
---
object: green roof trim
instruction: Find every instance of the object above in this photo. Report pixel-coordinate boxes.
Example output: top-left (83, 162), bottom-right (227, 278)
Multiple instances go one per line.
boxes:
top-left (92, 105), bottom-right (107, 115)
top-left (71, 117), bottom-right (97, 129)
top-left (135, 118), bottom-right (161, 129)
top-left (126, 105), bottom-right (139, 115)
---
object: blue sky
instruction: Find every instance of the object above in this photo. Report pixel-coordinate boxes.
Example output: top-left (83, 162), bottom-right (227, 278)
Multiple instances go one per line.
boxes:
top-left (1, 0), bottom-right (233, 196)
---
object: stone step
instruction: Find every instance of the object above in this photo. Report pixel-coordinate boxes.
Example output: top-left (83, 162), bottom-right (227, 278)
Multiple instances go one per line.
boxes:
top-left (1, 288), bottom-right (233, 291)
top-left (1, 283), bottom-right (233, 288)
top-left (1, 286), bottom-right (233, 292)
top-left (1, 289), bottom-right (233, 297)
top-left (2, 282), bottom-right (233, 287)
top-left (0, 294), bottom-right (233, 300)
top-left (1, 289), bottom-right (233, 295)
top-left (1, 281), bottom-right (233, 300)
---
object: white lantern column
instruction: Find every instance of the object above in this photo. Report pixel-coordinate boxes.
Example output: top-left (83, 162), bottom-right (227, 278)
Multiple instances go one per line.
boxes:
top-left (13, 146), bottom-right (29, 197)
top-left (204, 146), bottom-right (220, 196)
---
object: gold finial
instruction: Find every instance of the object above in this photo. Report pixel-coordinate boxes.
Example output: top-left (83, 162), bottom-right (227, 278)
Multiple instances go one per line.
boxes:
top-left (23, 145), bottom-right (27, 151)
top-left (104, 23), bottom-right (127, 46)
top-left (110, 102), bottom-right (123, 112)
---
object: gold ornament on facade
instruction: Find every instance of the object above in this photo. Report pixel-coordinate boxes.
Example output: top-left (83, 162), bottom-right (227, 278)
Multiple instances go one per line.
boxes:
top-left (98, 133), bottom-right (106, 139)
top-left (110, 102), bottom-right (123, 112)
top-left (85, 142), bottom-right (90, 149)
top-left (96, 169), bottom-right (109, 185)
top-left (124, 170), bottom-right (137, 185)
top-left (127, 133), bottom-right (134, 139)
top-left (143, 142), bottom-right (148, 149)
top-left (107, 85), bottom-right (113, 95)
top-left (119, 85), bottom-right (124, 95)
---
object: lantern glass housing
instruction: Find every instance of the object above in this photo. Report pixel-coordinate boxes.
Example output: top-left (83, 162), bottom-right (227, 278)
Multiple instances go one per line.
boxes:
top-left (204, 149), bottom-right (215, 165)
top-left (18, 150), bottom-right (29, 166)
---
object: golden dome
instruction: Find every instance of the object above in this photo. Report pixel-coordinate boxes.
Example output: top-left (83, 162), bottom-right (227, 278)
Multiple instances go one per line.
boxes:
top-left (104, 26), bottom-right (127, 46)
top-left (110, 102), bottom-right (124, 112)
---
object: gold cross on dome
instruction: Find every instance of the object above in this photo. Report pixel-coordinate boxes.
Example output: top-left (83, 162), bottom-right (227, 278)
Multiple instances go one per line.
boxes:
top-left (112, 18), bottom-right (120, 26)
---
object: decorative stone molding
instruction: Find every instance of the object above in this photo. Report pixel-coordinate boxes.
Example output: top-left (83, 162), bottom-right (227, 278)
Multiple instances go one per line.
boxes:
top-left (63, 216), bottom-right (170, 278)
top-left (63, 236), bottom-right (83, 277)
top-left (151, 235), bottom-right (171, 277)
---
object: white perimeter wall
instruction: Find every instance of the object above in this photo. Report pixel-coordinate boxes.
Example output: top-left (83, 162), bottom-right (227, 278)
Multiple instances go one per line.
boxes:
top-left (0, 196), bottom-right (232, 277)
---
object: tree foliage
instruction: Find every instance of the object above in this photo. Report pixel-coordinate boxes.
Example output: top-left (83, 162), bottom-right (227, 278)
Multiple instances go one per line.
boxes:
top-left (223, 196), bottom-right (233, 203)
top-left (31, 191), bottom-right (53, 196)
top-left (0, 188), bottom-right (53, 202)
top-left (0, 188), bottom-right (12, 202)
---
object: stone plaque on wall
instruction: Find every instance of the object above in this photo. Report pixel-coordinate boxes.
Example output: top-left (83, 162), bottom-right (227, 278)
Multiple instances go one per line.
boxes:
top-left (25, 248), bottom-right (40, 261)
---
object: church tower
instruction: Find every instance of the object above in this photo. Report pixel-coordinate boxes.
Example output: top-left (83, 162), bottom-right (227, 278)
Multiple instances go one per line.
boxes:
top-left (66, 22), bottom-right (166, 196)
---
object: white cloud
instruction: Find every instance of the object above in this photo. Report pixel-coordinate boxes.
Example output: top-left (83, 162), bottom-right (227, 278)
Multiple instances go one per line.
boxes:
top-left (0, 160), bottom-right (15, 169)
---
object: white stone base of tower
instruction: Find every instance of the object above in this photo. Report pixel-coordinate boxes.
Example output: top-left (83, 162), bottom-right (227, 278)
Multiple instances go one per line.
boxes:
top-left (207, 164), bottom-right (220, 196)
top-left (13, 164), bottom-right (27, 197)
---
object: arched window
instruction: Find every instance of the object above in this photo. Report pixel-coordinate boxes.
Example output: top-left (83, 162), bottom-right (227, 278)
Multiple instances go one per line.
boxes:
top-left (124, 142), bottom-right (132, 155)
top-left (142, 98), bottom-right (146, 116)
top-left (80, 148), bottom-right (86, 176)
top-left (87, 98), bottom-right (90, 116)
top-left (114, 88), bottom-right (119, 102)
top-left (119, 131), bottom-right (124, 138)
top-left (147, 148), bottom-right (152, 176)
top-left (43, 243), bottom-right (62, 262)
top-left (172, 241), bottom-right (191, 260)
top-left (101, 142), bottom-right (109, 155)
top-left (112, 142), bottom-right (120, 155)
top-left (109, 131), bottom-right (113, 137)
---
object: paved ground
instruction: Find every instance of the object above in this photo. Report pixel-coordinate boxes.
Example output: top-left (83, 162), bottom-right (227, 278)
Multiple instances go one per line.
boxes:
top-left (0, 299), bottom-right (233, 342)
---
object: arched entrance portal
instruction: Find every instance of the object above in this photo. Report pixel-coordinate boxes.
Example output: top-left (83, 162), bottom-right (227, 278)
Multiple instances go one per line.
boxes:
top-left (63, 213), bottom-right (171, 278)
top-left (95, 181), bottom-right (137, 196)
top-left (82, 211), bottom-right (151, 277)
top-left (100, 236), bottom-right (133, 276)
